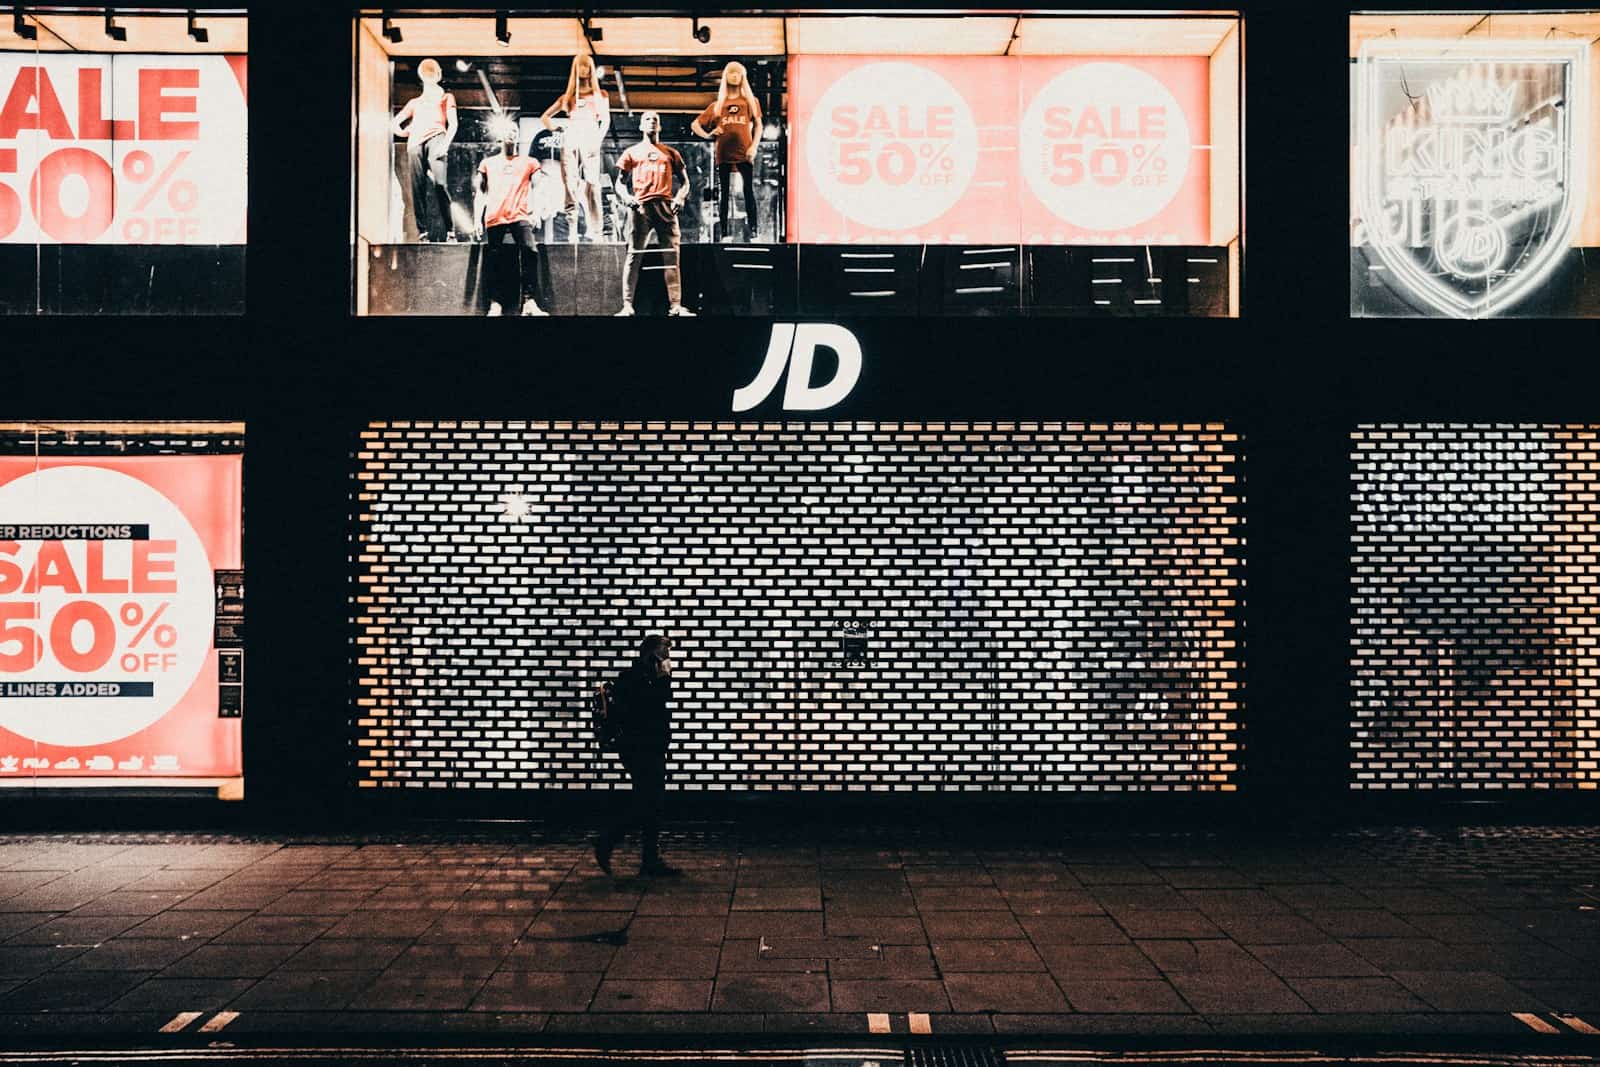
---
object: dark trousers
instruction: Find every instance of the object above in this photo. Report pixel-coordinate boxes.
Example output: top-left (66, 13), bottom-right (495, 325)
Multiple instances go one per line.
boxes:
top-left (623, 199), bottom-right (683, 306)
top-left (717, 161), bottom-right (756, 241)
top-left (485, 221), bottom-right (537, 310)
top-left (407, 134), bottom-right (452, 241)
top-left (601, 745), bottom-right (667, 864)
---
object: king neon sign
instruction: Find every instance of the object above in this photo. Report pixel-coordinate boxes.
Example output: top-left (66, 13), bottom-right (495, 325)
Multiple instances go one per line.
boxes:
top-left (1356, 38), bottom-right (1590, 319)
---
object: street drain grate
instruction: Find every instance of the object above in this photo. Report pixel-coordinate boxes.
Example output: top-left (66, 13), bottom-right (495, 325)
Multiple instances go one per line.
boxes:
top-left (906, 1045), bottom-right (1003, 1067)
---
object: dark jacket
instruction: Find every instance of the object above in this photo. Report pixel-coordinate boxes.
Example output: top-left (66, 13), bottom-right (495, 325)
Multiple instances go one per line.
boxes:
top-left (609, 659), bottom-right (672, 752)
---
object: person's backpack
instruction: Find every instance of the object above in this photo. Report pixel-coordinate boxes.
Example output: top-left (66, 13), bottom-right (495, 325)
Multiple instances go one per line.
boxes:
top-left (590, 679), bottom-right (621, 752)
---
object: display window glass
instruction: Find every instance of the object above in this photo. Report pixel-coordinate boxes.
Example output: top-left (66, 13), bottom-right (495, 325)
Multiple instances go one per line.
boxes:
top-left (352, 10), bottom-right (1242, 317)
top-left (0, 7), bottom-right (247, 315)
top-left (0, 423), bottom-right (244, 797)
top-left (1350, 11), bottom-right (1600, 318)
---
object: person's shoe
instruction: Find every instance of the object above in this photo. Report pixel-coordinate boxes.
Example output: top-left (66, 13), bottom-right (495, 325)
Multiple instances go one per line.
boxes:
top-left (667, 305), bottom-right (696, 317)
top-left (640, 860), bottom-right (684, 878)
top-left (594, 840), bottom-right (614, 876)
top-left (521, 299), bottom-right (549, 317)
top-left (613, 303), bottom-right (635, 317)
top-left (486, 301), bottom-right (504, 317)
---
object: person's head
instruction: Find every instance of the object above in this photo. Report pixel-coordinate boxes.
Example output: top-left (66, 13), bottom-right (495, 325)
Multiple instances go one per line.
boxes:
top-left (639, 633), bottom-right (672, 677)
top-left (723, 61), bottom-right (745, 90)
top-left (417, 58), bottom-right (442, 86)
top-left (639, 110), bottom-right (661, 140)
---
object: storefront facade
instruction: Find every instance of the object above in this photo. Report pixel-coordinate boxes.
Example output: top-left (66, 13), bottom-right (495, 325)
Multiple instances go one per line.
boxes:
top-left (4, 1), bottom-right (1599, 822)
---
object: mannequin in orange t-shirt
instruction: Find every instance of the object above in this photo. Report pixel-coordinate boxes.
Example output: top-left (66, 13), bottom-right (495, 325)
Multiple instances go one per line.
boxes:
top-left (613, 111), bottom-right (694, 317)
top-left (475, 124), bottom-right (549, 317)
top-left (691, 61), bottom-right (763, 242)
top-left (391, 58), bottom-right (459, 242)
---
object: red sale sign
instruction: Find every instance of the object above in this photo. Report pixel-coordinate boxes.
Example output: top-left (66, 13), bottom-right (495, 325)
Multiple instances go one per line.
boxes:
top-left (0, 456), bottom-right (242, 780)
top-left (0, 54), bottom-right (247, 244)
top-left (790, 55), bottom-right (1209, 245)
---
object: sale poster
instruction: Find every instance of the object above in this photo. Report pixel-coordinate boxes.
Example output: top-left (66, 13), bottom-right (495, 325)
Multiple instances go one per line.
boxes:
top-left (0, 456), bottom-right (242, 781)
top-left (790, 55), bottom-right (1209, 245)
top-left (0, 53), bottom-right (247, 245)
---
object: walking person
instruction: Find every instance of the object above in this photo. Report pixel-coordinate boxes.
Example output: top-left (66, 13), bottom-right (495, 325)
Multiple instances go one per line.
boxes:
top-left (614, 111), bottom-right (695, 317)
top-left (691, 61), bottom-right (763, 242)
top-left (595, 634), bottom-right (682, 878)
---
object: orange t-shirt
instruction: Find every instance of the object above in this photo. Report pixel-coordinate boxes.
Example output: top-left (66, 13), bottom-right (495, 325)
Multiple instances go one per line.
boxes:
top-left (619, 141), bottom-right (684, 203)
top-left (398, 91), bottom-right (456, 144)
top-left (478, 153), bottom-right (540, 227)
top-left (696, 98), bottom-right (760, 164)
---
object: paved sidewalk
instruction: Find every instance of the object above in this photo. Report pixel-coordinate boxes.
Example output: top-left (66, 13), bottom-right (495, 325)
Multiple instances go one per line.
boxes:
top-left (0, 825), bottom-right (1597, 1040)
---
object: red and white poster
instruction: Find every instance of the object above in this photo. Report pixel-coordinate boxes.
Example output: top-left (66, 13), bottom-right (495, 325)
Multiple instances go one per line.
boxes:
top-left (0, 456), bottom-right (242, 781)
top-left (789, 55), bottom-right (1209, 245)
top-left (0, 54), bottom-right (247, 244)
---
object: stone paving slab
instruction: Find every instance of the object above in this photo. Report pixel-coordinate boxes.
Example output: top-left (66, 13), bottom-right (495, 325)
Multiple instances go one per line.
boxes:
top-left (0, 825), bottom-right (1595, 1040)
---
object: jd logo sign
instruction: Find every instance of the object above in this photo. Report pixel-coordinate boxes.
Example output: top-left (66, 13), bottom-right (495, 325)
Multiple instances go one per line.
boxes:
top-left (733, 323), bottom-right (863, 412)
top-left (1356, 39), bottom-right (1589, 319)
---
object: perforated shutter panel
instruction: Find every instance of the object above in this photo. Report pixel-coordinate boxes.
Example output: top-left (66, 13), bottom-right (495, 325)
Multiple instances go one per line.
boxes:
top-left (351, 420), bottom-right (1244, 792)
top-left (1352, 425), bottom-right (1600, 790)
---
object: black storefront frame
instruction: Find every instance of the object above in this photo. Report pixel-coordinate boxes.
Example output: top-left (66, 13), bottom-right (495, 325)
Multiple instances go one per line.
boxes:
top-left (4, 0), bottom-right (1599, 829)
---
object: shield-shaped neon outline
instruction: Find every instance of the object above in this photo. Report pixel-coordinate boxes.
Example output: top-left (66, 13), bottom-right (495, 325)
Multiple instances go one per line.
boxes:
top-left (1356, 38), bottom-right (1590, 319)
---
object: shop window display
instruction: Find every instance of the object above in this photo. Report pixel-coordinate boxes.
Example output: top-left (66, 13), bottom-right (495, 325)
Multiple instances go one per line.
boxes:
top-left (1350, 11), bottom-right (1600, 318)
top-left (0, 8), bottom-right (246, 315)
top-left (0, 423), bottom-right (244, 797)
top-left (352, 11), bottom-right (1243, 317)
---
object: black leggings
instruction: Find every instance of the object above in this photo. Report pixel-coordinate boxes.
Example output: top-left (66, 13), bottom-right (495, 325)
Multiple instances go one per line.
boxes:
top-left (717, 161), bottom-right (756, 240)
top-left (601, 746), bottom-right (666, 863)
top-left (485, 221), bottom-right (537, 310)
top-left (407, 134), bottom-right (453, 241)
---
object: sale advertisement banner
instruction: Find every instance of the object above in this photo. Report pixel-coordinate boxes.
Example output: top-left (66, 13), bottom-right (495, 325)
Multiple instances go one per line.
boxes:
top-left (1017, 56), bottom-right (1209, 245)
top-left (790, 55), bottom-right (1209, 245)
top-left (0, 53), bottom-right (247, 244)
top-left (0, 456), bottom-right (242, 780)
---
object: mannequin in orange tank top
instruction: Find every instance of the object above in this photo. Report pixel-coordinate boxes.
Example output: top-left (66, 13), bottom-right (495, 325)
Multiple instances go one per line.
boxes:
top-left (391, 58), bottom-right (459, 241)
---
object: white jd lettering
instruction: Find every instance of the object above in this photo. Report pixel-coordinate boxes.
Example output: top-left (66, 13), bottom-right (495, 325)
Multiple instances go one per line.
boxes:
top-left (732, 323), bottom-right (863, 412)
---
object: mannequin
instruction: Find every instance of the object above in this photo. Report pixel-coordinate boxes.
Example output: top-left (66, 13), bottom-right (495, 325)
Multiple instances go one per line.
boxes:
top-left (391, 58), bottom-right (459, 242)
top-left (614, 111), bottom-right (694, 317)
top-left (540, 54), bottom-right (611, 242)
top-left (475, 121), bottom-right (549, 317)
top-left (691, 61), bottom-right (763, 243)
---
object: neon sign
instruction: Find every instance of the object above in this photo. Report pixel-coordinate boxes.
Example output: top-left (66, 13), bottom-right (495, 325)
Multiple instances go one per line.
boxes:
top-left (1355, 39), bottom-right (1589, 318)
